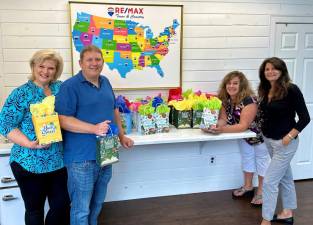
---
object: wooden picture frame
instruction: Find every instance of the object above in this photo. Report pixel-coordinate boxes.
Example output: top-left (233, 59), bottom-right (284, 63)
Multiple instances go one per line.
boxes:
top-left (69, 1), bottom-right (183, 90)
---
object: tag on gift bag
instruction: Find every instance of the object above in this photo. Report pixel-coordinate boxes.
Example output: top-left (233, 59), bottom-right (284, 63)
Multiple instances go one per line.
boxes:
top-left (172, 109), bottom-right (192, 129)
top-left (30, 96), bottom-right (62, 145)
top-left (200, 108), bottom-right (220, 129)
top-left (96, 124), bottom-right (121, 167)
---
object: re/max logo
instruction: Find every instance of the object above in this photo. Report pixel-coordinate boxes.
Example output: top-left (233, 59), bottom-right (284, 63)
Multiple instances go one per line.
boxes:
top-left (115, 7), bottom-right (144, 14)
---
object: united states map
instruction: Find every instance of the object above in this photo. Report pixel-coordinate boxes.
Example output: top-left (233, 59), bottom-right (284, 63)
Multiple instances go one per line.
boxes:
top-left (72, 12), bottom-right (180, 78)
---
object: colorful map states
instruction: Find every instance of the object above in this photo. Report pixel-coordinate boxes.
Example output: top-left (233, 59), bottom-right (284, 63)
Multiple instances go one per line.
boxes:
top-left (92, 36), bottom-right (103, 49)
top-left (135, 27), bottom-right (144, 38)
top-left (107, 52), bottom-right (133, 78)
top-left (88, 18), bottom-right (100, 36)
top-left (130, 42), bottom-right (141, 52)
top-left (100, 28), bottom-right (113, 40)
top-left (131, 52), bottom-right (140, 64)
top-left (93, 16), bottom-right (114, 29)
top-left (72, 12), bottom-right (179, 78)
top-left (114, 27), bottom-right (128, 36)
top-left (127, 34), bottom-right (137, 43)
top-left (172, 19), bottom-right (179, 29)
top-left (77, 12), bottom-right (91, 23)
top-left (126, 20), bottom-right (138, 35)
top-left (114, 20), bottom-right (127, 28)
top-left (145, 28), bottom-right (153, 39)
top-left (72, 30), bottom-right (84, 51)
top-left (102, 50), bottom-right (114, 63)
top-left (80, 32), bottom-right (92, 46)
top-left (116, 43), bottom-right (131, 51)
top-left (74, 21), bottom-right (89, 32)
top-left (113, 35), bottom-right (129, 44)
top-left (103, 40), bottom-right (116, 50)
top-left (120, 51), bottom-right (131, 60)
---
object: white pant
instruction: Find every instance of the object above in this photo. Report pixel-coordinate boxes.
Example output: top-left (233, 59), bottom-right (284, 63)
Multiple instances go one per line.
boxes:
top-left (262, 137), bottom-right (299, 221)
top-left (238, 139), bottom-right (270, 177)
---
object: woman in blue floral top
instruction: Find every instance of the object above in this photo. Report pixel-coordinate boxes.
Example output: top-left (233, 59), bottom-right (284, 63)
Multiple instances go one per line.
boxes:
top-left (0, 50), bottom-right (70, 225)
top-left (202, 71), bottom-right (270, 206)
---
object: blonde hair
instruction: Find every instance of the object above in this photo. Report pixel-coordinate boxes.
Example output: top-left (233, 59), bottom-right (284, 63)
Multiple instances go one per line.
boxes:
top-left (29, 49), bottom-right (64, 82)
top-left (218, 71), bottom-right (255, 105)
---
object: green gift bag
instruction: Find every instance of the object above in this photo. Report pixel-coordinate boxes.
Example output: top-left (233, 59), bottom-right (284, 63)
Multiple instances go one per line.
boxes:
top-left (172, 109), bottom-right (192, 129)
top-left (192, 110), bottom-right (203, 128)
top-left (96, 125), bottom-right (121, 167)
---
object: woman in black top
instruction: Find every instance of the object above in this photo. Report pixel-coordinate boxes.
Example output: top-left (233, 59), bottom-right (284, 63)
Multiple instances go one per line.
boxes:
top-left (258, 57), bottom-right (310, 225)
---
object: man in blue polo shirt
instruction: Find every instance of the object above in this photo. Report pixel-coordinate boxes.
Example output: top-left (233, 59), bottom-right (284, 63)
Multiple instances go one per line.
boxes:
top-left (55, 45), bottom-right (133, 225)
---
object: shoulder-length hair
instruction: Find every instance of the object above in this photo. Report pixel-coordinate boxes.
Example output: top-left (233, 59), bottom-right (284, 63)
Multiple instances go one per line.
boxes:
top-left (258, 57), bottom-right (291, 100)
top-left (218, 71), bottom-right (254, 105)
top-left (29, 49), bottom-right (63, 82)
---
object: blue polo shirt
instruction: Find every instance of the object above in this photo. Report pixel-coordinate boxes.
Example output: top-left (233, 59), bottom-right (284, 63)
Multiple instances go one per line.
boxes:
top-left (55, 71), bottom-right (116, 164)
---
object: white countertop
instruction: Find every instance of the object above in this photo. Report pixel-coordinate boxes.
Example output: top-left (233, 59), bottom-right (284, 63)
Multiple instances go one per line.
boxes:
top-left (0, 129), bottom-right (256, 154)
top-left (128, 128), bottom-right (256, 145)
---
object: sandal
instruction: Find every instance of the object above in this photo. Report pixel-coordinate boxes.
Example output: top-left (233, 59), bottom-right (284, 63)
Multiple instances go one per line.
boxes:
top-left (251, 194), bottom-right (262, 206)
top-left (232, 186), bottom-right (254, 198)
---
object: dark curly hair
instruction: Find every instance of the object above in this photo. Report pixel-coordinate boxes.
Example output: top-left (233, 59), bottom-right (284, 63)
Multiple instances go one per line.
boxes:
top-left (258, 57), bottom-right (291, 100)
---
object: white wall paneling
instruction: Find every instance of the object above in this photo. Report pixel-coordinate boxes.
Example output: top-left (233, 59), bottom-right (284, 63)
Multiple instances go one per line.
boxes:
top-left (106, 139), bottom-right (245, 201)
top-left (3, 48), bottom-right (71, 62)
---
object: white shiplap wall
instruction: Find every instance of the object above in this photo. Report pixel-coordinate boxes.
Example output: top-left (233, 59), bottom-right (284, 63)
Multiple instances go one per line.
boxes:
top-left (1, 0), bottom-right (313, 105)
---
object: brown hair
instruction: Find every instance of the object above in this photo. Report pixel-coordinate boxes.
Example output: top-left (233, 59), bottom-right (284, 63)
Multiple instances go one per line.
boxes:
top-left (79, 45), bottom-right (103, 61)
top-left (29, 49), bottom-right (63, 82)
top-left (258, 57), bottom-right (291, 100)
top-left (218, 71), bottom-right (255, 105)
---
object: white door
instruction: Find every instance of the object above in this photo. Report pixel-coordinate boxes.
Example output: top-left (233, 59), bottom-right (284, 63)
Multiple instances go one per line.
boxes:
top-left (274, 23), bottom-right (313, 180)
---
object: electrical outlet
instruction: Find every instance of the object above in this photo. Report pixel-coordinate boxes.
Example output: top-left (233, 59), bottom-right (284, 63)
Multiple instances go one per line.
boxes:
top-left (209, 156), bottom-right (216, 165)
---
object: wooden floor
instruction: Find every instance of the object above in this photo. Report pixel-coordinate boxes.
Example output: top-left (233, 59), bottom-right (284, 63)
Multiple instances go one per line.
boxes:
top-left (99, 180), bottom-right (313, 225)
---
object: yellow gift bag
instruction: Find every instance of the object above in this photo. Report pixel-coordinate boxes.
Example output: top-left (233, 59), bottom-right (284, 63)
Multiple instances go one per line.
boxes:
top-left (30, 96), bottom-right (62, 145)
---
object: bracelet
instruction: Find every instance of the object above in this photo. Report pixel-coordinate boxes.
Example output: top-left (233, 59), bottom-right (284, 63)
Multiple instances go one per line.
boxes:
top-left (287, 133), bottom-right (294, 140)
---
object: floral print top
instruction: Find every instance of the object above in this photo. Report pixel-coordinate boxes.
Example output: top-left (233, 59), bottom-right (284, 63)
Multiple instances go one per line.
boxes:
top-left (224, 96), bottom-right (263, 145)
top-left (0, 80), bottom-right (64, 173)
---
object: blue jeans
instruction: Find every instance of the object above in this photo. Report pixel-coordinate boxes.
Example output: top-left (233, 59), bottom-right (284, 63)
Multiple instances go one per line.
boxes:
top-left (66, 161), bottom-right (112, 225)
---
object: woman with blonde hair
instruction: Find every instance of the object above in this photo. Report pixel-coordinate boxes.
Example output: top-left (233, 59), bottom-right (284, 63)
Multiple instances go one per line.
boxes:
top-left (203, 71), bottom-right (270, 206)
top-left (0, 49), bottom-right (70, 225)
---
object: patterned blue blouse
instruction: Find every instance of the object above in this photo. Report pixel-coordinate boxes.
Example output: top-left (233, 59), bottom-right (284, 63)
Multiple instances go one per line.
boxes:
top-left (0, 80), bottom-right (64, 173)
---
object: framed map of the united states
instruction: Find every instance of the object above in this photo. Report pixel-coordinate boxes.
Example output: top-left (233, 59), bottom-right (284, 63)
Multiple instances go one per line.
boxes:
top-left (69, 1), bottom-right (183, 90)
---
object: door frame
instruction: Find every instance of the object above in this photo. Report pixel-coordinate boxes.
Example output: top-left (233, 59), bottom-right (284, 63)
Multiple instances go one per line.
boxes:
top-left (270, 16), bottom-right (313, 56)
top-left (270, 16), bottom-right (313, 180)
